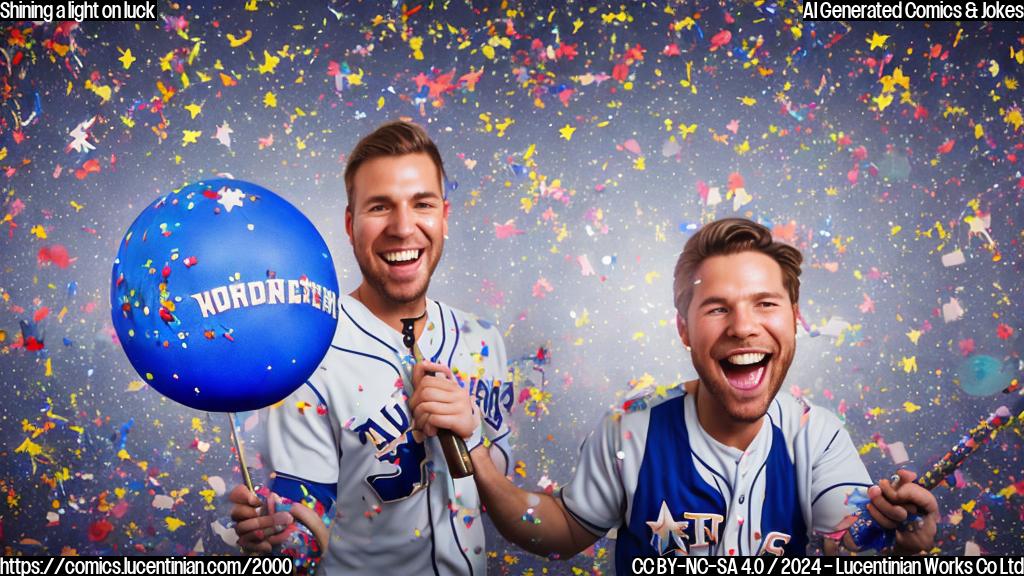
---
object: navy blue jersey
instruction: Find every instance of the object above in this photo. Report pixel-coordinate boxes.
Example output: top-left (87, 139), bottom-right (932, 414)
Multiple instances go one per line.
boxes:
top-left (561, 384), bottom-right (870, 567)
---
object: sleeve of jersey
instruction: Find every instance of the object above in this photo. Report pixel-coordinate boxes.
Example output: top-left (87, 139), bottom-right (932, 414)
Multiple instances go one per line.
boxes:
top-left (470, 324), bottom-right (515, 476)
top-left (264, 379), bottom-right (340, 570)
top-left (807, 411), bottom-right (873, 534)
top-left (558, 414), bottom-right (626, 537)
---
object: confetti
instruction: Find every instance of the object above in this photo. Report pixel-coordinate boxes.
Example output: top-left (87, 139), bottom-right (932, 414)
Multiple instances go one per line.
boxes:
top-left (1, 8), bottom-right (1021, 566)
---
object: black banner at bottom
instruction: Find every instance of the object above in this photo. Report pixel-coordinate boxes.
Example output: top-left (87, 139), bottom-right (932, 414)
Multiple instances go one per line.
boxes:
top-left (0, 556), bottom-right (293, 576)
top-left (628, 556), bottom-right (1024, 576)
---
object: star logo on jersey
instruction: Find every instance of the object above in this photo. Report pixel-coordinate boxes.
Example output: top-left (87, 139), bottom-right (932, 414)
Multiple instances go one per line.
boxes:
top-left (647, 501), bottom-right (689, 555)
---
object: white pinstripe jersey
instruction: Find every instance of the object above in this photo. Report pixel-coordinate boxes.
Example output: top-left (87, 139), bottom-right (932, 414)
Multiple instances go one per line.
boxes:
top-left (560, 384), bottom-right (871, 568)
top-left (264, 295), bottom-right (513, 575)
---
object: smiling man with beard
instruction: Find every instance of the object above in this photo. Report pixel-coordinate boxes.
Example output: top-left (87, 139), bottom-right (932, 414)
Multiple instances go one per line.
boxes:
top-left (435, 218), bottom-right (938, 566)
top-left (228, 121), bottom-right (513, 574)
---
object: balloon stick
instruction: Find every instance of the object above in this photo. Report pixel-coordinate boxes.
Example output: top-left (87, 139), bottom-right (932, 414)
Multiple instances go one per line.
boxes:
top-left (228, 412), bottom-right (256, 493)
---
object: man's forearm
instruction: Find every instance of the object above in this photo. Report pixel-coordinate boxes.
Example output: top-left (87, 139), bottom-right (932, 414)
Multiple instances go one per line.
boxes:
top-left (470, 444), bottom-right (595, 558)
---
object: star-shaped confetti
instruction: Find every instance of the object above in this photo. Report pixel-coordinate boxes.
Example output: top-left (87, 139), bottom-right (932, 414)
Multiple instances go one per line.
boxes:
top-left (217, 187), bottom-right (246, 212)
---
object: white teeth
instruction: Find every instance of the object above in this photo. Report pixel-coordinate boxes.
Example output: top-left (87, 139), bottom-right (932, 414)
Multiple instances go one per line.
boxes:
top-left (725, 353), bottom-right (766, 366)
top-left (384, 249), bottom-right (420, 263)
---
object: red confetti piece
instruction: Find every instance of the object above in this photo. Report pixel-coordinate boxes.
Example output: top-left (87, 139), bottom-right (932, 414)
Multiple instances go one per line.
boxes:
top-left (37, 245), bottom-right (71, 268)
top-left (87, 519), bottom-right (113, 542)
top-left (74, 159), bottom-right (101, 180)
top-left (727, 172), bottom-right (745, 190)
top-left (25, 336), bottom-right (44, 352)
top-left (710, 30), bottom-right (732, 52)
top-left (33, 307), bottom-right (49, 323)
top-left (997, 323), bottom-right (1014, 340)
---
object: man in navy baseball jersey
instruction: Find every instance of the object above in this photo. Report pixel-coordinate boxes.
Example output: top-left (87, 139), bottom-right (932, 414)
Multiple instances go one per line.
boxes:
top-left (422, 218), bottom-right (937, 566)
top-left (228, 121), bottom-right (513, 574)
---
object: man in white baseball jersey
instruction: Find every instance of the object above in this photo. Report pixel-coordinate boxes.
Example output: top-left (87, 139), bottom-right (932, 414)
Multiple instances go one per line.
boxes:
top-left (228, 121), bottom-right (513, 574)
top-left (424, 218), bottom-right (937, 568)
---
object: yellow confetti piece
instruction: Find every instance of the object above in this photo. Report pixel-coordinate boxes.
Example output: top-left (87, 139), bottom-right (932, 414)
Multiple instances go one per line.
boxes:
top-left (30, 225), bottom-right (47, 239)
top-left (1004, 108), bottom-right (1022, 132)
top-left (738, 96), bottom-right (757, 106)
top-left (481, 44), bottom-right (495, 60)
top-left (867, 31), bottom-right (889, 50)
top-left (377, 96), bottom-right (385, 111)
top-left (191, 417), bottom-right (204, 433)
top-left (524, 143), bottom-right (536, 160)
top-left (227, 30), bottom-right (253, 47)
top-left (873, 93), bottom-right (894, 111)
top-left (181, 130), bottom-right (202, 146)
top-left (962, 500), bottom-right (976, 513)
top-left (165, 517), bottom-right (186, 532)
top-left (858, 441), bottom-right (878, 455)
top-left (184, 103), bottom-right (202, 119)
top-left (117, 449), bottom-right (131, 460)
top-left (906, 329), bottom-right (922, 345)
top-left (632, 331), bottom-right (645, 341)
top-left (574, 309), bottom-right (590, 328)
top-left (15, 437), bottom-right (42, 457)
top-left (903, 401), bottom-right (921, 413)
top-left (409, 36), bottom-right (424, 60)
top-left (84, 80), bottom-right (112, 103)
top-left (263, 91), bottom-right (277, 108)
top-left (559, 124), bottom-right (576, 141)
top-left (126, 380), bottom-right (146, 392)
top-left (257, 50), bottom-right (280, 74)
top-left (900, 356), bottom-right (918, 373)
top-left (44, 358), bottom-right (52, 377)
top-left (117, 47), bottom-right (135, 69)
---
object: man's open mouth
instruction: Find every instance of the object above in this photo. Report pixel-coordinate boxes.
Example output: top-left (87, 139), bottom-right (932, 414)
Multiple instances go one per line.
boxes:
top-left (381, 249), bottom-right (423, 266)
top-left (718, 352), bottom-right (772, 391)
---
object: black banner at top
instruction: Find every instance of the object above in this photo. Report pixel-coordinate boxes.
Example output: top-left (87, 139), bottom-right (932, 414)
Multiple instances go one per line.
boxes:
top-left (801, 0), bottom-right (1024, 20)
top-left (0, 1), bottom-right (159, 22)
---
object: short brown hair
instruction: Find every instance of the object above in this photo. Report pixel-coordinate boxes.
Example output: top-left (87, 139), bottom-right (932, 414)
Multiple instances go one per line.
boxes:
top-left (344, 120), bottom-right (447, 207)
top-left (673, 218), bottom-right (803, 316)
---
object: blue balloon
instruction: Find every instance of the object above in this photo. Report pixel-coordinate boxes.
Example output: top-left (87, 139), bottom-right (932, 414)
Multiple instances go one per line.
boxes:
top-left (111, 179), bottom-right (339, 412)
top-left (958, 355), bottom-right (1013, 397)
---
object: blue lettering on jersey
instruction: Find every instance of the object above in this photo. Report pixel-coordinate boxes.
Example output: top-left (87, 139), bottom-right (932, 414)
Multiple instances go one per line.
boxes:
top-left (470, 377), bottom-right (514, 431)
top-left (618, 395), bottom-right (806, 571)
top-left (354, 403), bottom-right (429, 502)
